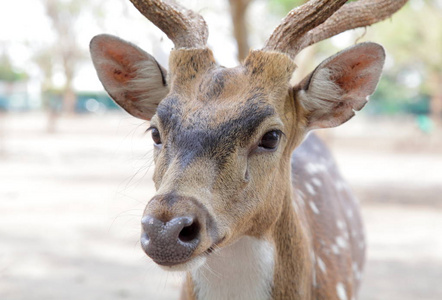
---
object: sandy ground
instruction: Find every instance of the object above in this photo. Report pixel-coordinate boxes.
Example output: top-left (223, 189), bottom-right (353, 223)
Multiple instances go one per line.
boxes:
top-left (0, 112), bottom-right (441, 300)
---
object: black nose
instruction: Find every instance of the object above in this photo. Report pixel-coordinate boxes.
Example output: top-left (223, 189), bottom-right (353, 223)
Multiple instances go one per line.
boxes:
top-left (140, 215), bottom-right (201, 265)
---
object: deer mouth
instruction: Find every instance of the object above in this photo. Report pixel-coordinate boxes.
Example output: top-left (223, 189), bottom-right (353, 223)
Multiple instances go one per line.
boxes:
top-left (154, 237), bottom-right (226, 271)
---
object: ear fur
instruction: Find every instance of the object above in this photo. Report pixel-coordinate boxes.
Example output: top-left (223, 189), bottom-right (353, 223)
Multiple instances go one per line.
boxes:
top-left (295, 42), bottom-right (385, 130)
top-left (90, 34), bottom-right (169, 120)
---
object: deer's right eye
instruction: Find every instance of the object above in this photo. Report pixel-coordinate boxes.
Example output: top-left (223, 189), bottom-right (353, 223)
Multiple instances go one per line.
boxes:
top-left (258, 130), bottom-right (282, 150)
top-left (151, 128), bottom-right (162, 145)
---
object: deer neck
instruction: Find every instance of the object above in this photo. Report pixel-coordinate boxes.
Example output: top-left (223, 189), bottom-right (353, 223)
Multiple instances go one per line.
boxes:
top-left (271, 185), bottom-right (314, 299)
top-left (188, 183), bottom-right (313, 300)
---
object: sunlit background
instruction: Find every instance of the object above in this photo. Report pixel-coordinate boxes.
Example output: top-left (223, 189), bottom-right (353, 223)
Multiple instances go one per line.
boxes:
top-left (0, 0), bottom-right (441, 299)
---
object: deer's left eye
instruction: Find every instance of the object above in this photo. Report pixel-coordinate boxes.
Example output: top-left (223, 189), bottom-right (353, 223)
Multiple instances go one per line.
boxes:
top-left (258, 130), bottom-right (282, 150)
top-left (150, 127), bottom-right (162, 145)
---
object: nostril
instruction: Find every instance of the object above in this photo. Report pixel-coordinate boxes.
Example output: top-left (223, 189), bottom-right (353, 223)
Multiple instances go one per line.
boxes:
top-left (178, 221), bottom-right (200, 243)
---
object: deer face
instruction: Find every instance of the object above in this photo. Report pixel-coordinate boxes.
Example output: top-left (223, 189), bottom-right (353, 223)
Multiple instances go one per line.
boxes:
top-left (143, 50), bottom-right (298, 269)
top-left (90, 33), bottom-right (384, 269)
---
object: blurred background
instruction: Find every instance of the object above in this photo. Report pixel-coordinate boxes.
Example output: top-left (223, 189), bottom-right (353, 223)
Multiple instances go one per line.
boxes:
top-left (0, 0), bottom-right (441, 299)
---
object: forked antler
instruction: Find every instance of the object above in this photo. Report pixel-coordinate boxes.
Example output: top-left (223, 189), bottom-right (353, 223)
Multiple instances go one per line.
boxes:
top-left (263, 0), bottom-right (347, 57)
top-left (129, 0), bottom-right (208, 49)
top-left (264, 0), bottom-right (408, 58)
top-left (298, 0), bottom-right (408, 51)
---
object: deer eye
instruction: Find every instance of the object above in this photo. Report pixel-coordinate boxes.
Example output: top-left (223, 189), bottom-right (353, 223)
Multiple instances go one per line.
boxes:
top-left (258, 130), bottom-right (281, 150)
top-left (150, 127), bottom-right (162, 145)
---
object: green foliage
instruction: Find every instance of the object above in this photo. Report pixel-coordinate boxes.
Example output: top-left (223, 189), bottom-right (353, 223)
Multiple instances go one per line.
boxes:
top-left (268, 0), bottom-right (306, 14)
top-left (369, 74), bottom-right (429, 115)
top-left (0, 54), bottom-right (27, 82)
top-left (366, 0), bottom-right (442, 73)
top-left (360, 0), bottom-right (442, 114)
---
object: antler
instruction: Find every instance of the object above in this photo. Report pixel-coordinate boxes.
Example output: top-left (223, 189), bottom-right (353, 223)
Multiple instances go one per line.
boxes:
top-left (264, 0), bottom-right (408, 59)
top-left (128, 0), bottom-right (208, 49)
top-left (298, 0), bottom-right (408, 51)
top-left (263, 0), bottom-right (347, 57)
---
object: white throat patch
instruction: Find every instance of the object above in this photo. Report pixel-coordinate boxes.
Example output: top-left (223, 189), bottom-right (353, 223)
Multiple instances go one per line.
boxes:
top-left (191, 236), bottom-right (275, 300)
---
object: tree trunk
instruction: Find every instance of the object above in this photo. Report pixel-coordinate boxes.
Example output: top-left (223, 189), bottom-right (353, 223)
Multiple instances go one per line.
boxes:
top-left (228, 0), bottom-right (251, 62)
top-left (63, 80), bottom-right (76, 114)
top-left (62, 53), bottom-right (77, 114)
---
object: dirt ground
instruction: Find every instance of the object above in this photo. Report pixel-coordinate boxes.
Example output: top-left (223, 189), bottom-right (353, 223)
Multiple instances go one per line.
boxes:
top-left (0, 112), bottom-right (441, 300)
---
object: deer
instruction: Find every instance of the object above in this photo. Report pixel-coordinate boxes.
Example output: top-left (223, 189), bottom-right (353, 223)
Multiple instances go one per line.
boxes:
top-left (90, 0), bottom-right (407, 299)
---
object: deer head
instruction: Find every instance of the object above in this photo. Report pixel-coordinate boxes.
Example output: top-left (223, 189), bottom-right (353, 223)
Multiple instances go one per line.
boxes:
top-left (90, 0), bottom-right (406, 270)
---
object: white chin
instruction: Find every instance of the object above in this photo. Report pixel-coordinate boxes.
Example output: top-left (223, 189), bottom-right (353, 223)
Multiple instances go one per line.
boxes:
top-left (158, 255), bottom-right (207, 272)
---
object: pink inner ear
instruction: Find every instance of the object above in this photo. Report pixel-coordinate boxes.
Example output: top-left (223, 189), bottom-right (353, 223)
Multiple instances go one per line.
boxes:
top-left (110, 64), bottom-right (135, 85)
top-left (298, 43), bottom-right (385, 130)
top-left (91, 34), bottom-right (150, 85)
top-left (331, 46), bottom-right (383, 97)
top-left (329, 50), bottom-right (383, 111)
top-left (335, 58), bottom-right (373, 92)
top-left (90, 34), bottom-right (169, 121)
top-left (102, 45), bottom-right (144, 85)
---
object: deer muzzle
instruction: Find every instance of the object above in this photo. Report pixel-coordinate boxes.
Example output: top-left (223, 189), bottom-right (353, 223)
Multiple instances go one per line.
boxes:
top-left (141, 215), bottom-right (201, 265)
top-left (140, 194), bottom-right (217, 266)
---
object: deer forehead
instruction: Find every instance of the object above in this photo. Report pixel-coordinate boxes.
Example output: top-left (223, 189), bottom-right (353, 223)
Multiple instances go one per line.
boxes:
top-left (160, 49), bottom-right (297, 129)
top-left (168, 48), bottom-right (296, 102)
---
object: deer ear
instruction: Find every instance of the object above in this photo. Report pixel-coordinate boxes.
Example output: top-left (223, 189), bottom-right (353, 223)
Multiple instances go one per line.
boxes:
top-left (90, 34), bottom-right (169, 120)
top-left (295, 42), bottom-right (385, 130)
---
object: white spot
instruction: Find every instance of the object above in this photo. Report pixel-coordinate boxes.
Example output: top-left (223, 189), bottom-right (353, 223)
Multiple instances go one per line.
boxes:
top-left (305, 163), bottom-right (327, 175)
top-left (296, 190), bottom-right (306, 207)
top-left (336, 282), bottom-right (348, 300)
top-left (305, 183), bottom-right (316, 195)
top-left (311, 252), bottom-right (317, 287)
top-left (336, 220), bottom-right (346, 230)
top-left (298, 189), bottom-right (306, 199)
top-left (312, 177), bottom-right (322, 186)
top-left (317, 257), bottom-right (327, 274)
top-left (312, 268), bottom-right (317, 287)
top-left (309, 201), bottom-right (320, 214)
top-left (358, 240), bottom-right (365, 250)
top-left (352, 262), bottom-right (358, 273)
top-left (352, 262), bottom-right (362, 281)
top-left (335, 181), bottom-right (345, 191)
top-left (331, 244), bottom-right (340, 255)
top-left (336, 236), bottom-right (348, 248)
top-left (292, 199), bottom-right (300, 213)
top-left (346, 208), bottom-right (354, 219)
